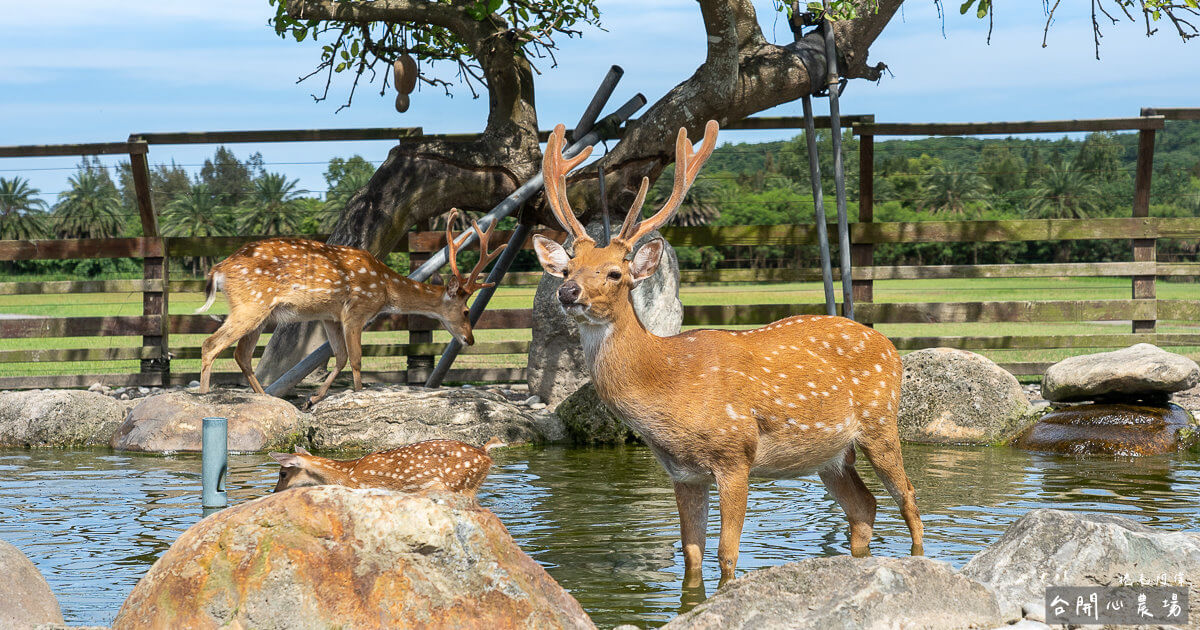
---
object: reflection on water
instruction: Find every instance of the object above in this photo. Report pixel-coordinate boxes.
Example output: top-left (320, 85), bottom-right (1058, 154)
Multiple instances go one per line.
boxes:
top-left (0, 445), bottom-right (1197, 628)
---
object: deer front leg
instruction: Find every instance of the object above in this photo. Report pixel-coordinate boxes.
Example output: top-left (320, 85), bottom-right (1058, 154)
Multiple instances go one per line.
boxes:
top-left (343, 317), bottom-right (366, 391)
top-left (715, 468), bottom-right (749, 585)
top-left (673, 480), bottom-right (710, 583)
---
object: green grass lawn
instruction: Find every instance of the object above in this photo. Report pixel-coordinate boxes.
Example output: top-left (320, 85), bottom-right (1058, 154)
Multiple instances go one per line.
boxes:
top-left (3, 275), bottom-right (1199, 381)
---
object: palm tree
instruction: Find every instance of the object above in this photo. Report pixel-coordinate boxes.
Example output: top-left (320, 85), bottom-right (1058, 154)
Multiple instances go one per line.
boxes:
top-left (918, 165), bottom-right (990, 216)
top-left (54, 170), bottom-right (125, 239)
top-left (238, 172), bottom-right (307, 235)
top-left (0, 177), bottom-right (50, 240)
top-left (162, 183), bottom-right (234, 273)
top-left (1028, 164), bottom-right (1102, 220)
top-left (322, 168), bottom-right (372, 231)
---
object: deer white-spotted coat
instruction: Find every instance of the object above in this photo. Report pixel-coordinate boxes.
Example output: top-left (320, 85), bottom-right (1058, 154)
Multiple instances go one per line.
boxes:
top-left (195, 212), bottom-right (504, 405)
top-left (270, 438), bottom-right (504, 496)
top-left (532, 120), bottom-right (923, 584)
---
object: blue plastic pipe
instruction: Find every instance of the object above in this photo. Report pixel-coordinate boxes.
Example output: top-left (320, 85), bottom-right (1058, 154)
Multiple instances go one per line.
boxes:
top-left (201, 416), bottom-right (228, 509)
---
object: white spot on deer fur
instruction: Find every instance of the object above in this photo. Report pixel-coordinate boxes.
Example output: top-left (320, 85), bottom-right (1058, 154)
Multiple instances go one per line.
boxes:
top-left (797, 393), bottom-right (807, 401)
top-left (255, 268), bottom-right (262, 274)
top-left (762, 367), bottom-right (771, 373)
top-left (875, 364), bottom-right (883, 372)
top-left (710, 366), bottom-right (719, 372)
top-left (240, 268), bottom-right (248, 275)
top-left (807, 382), bottom-right (816, 388)
top-left (808, 336), bottom-right (817, 343)
top-left (815, 422), bottom-right (824, 428)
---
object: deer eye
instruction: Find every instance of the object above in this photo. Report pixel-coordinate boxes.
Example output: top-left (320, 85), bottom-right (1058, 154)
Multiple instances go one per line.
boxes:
top-left (607, 270), bottom-right (622, 281)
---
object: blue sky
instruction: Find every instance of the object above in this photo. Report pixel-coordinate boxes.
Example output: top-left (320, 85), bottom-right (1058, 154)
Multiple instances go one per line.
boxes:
top-left (1, 0), bottom-right (1196, 205)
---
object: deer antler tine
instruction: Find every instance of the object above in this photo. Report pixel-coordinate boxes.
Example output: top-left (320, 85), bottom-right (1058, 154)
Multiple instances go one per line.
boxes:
top-left (617, 176), bottom-right (650, 241)
top-left (616, 120), bottom-right (720, 247)
top-left (445, 208), bottom-right (463, 281)
top-left (465, 219), bottom-right (507, 292)
top-left (542, 124), bottom-right (593, 243)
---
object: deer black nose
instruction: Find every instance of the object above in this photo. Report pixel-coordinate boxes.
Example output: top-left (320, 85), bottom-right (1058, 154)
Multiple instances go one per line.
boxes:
top-left (558, 281), bottom-right (581, 305)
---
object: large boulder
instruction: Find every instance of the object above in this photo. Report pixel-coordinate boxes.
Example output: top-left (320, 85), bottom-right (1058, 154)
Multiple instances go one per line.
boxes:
top-left (1013, 402), bottom-right (1198, 455)
top-left (111, 390), bottom-right (302, 453)
top-left (962, 509), bottom-right (1200, 618)
top-left (113, 486), bottom-right (594, 630)
top-left (899, 348), bottom-right (1036, 445)
top-left (0, 389), bottom-right (133, 447)
top-left (306, 385), bottom-right (565, 450)
top-left (663, 555), bottom-right (1015, 630)
top-left (0, 539), bottom-right (64, 629)
top-left (527, 220), bottom-right (683, 408)
top-left (1042, 343), bottom-right (1200, 403)
top-left (555, 382), bottom-right (638, 445)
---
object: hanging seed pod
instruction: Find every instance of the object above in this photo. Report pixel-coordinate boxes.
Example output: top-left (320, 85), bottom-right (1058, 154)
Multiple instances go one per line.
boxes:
top-left (394, 92), bottom-right (410, 113)
top-left (392, 55), bottom-right (418, 95)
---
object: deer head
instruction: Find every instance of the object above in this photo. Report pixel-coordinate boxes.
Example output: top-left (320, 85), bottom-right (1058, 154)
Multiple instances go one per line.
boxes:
top-left (269, 446), bottom-right (350, 491)
top-left (427, 209), bottom-right (507, 345)
top-left (532, 121), bottom-right (718, 325)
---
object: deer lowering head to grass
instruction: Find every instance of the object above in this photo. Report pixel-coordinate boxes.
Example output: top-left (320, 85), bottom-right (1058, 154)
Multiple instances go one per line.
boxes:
top-left (532, 121), bottom-right (923, 583)
top-left (195, 210), bottom-right (505, 406)
top-left (270, 438), bottom-right (505, 495)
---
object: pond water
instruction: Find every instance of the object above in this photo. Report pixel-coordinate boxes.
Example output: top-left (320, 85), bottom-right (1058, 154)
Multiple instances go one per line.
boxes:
top-left (1, 444), bottom-right (1198, 629)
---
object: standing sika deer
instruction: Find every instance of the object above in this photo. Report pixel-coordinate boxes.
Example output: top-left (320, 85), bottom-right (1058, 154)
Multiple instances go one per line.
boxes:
top-left (195, 210), bottom-right (505, 406)
top-left (270, 438), bottom-right (505, 495)
top-left (532, 121), bottom-right (923, 583)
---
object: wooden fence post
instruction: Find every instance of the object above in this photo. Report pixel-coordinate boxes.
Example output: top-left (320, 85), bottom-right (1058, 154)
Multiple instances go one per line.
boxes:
top-left (1132, 109), bottom-right (1157, 334)
top-left (130, 139), bottom-right (170, 385)
top-left (852, 117), bottom-right (875, 326)
top-left (406, 222), bottom-right (435, 384)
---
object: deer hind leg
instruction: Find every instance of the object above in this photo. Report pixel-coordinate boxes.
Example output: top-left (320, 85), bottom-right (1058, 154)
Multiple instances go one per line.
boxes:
top-left (233, 325), bottom-right (266, 394)
top-left (857, 427), bottom-right (924, 556)
top-left (199, 308), bottom-right (270, 394)
top-left (817, 446), bottom-right (877, 558)
top-left (714, 468), bottom-right (749, 585)
top-left (342, 316), bottom-right (366, 391)
top-left (307, 319), bottom-right (349, 407)
top-left (673, 480), bottom-right (710, 583)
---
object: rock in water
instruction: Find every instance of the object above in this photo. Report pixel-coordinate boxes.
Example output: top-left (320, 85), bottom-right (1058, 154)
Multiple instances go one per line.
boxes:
top-left (111, 390), bottom-right (301, 453)
top-left (1013, 402), bottom-right (1197, 455)
top-left (527, 220), bottom-right (682, 408)
top-left (113, 487), bottom-right (595, 630)
top-left (1042, 343), bottom-right (1200, 403)
top-left (962, 509), bottom-right (1200, 617)
top-left (306, 385), bottom-right (565, 449)
top-left (0, 389), bottom-right (133, 447)
top-left (555, 382), bottom-right (639, 445)
top-left (663, 556), bottom-right (1015, 630)
top-left (0, 539), bottom-right (64, 628)
top-left (899, 348), bottom-right (1036, 444)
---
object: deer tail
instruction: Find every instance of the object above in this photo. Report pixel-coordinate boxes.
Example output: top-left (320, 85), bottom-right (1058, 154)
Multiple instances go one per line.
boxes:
top-left (483, 436), bottom-right (506, 453)
top-left (195, 269), bottom-right (224, 317)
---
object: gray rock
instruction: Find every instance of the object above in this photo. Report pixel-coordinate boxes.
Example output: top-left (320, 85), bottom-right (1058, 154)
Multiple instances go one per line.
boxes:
top-left (0, 390), bottom-right (133, 447)
top-left (113, 487), bottom-right (594, 629)
top-left (0, 539), bottom-right (63, 628)
top-left (962, 509), bottom-right (1200, 615)
top-left (111, 390), bottom-right (302, 453)
top-left (899, 348), bottom-right (1037, 445)
top-left (1042, 343), bottom-right (1200, 402)
top-left (664, 556), bottom-right (1015, 630)
top-left (527, 220), bottom-right (682, 408)
top-left (556, 382), bottom-right (638, 445)
top-left (306, 385), bottom-right (566, 450)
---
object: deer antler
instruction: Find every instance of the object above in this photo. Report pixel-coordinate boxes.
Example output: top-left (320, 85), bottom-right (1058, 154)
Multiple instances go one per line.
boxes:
top-left (614, 120), bottom-right (719, 248)
top-left (465, 218), bottom-right (507, 293)
top-left (543, 124), bottom-right (594, 244)
top-left (445, 208), bottom-right (464, 283)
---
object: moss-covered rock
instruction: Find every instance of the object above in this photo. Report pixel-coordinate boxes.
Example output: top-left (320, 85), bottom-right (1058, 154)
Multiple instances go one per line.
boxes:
top-left (1012, 402), bottom-right (1197, 455)
top-left (555, 382), bottom-right (639, 446)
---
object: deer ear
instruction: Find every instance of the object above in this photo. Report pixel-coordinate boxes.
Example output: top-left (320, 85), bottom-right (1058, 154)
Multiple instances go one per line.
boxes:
top-left (294, 445), bottom-right (311, 455)
top-left (270, 452), bottom-right (303, 467)
top-left (629, 238), bottom-right (664, 285)
top-left (533, 235), bottom-right (570, 278)
top-left (444, 274), bottom-right (462, 296)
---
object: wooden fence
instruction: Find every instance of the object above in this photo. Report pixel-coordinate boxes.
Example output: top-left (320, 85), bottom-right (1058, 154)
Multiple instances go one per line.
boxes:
top-left (1, 109), bottom-right (1198, 389)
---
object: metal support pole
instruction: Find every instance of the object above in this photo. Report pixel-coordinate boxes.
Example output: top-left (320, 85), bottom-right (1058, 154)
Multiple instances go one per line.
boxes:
top-left (201, 417), bottom-right (228, 509)
top-left (802, 95), bottom-right (836, 316)
top-left (264, 93), bottom-right (646, 397)
top-left (821, 3), bottom-right (854, 320)
top-left (575, 66), bottom-right (625, 141)
top-left (425, 222), bottom-right (534, 387)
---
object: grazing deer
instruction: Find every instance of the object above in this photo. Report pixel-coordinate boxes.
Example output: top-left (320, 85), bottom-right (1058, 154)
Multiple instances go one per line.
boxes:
top-left (269, 438), bottom-right (505, 495)
top-left (532, 121), bottom-right (923, 583)
top-left (195, 210), bottom-right (505, 406)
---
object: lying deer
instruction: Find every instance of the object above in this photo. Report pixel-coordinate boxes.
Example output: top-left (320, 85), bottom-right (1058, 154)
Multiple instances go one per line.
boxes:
top-left (532, 121), bottom-right (923, 583)
top-left (270, 438), bottom-right (505, 495)
top-left (195, 210), bottom-right (504, 406)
